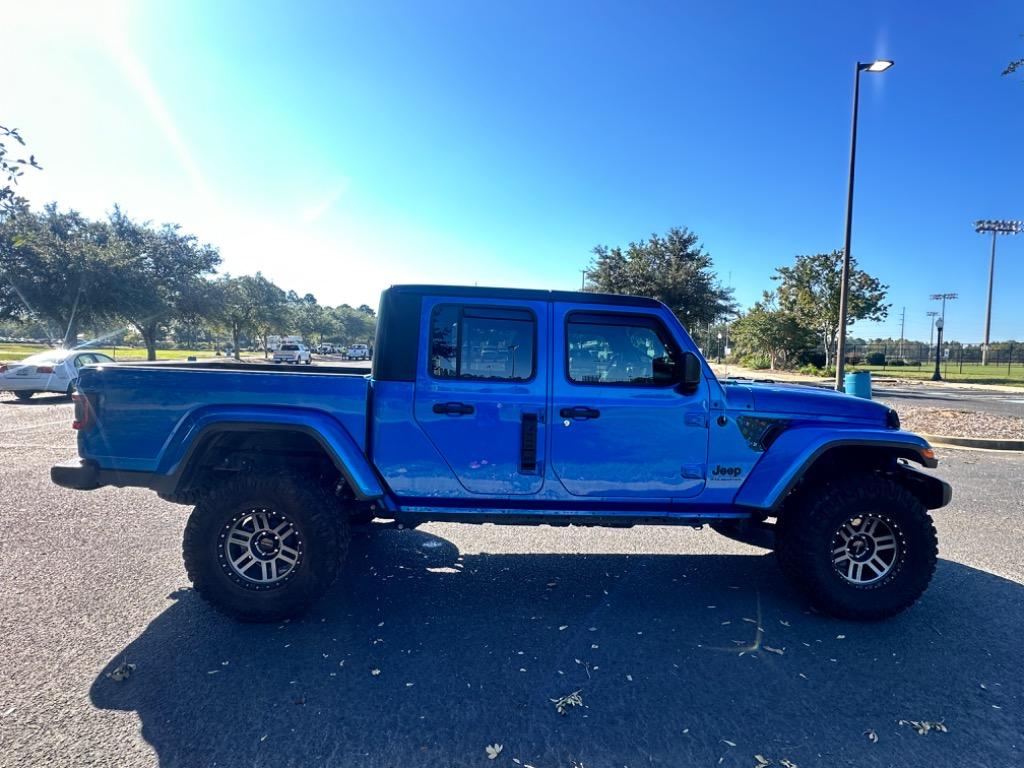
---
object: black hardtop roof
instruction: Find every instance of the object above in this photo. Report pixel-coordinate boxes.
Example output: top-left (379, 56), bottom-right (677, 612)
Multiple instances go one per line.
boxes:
top-left (384, 284), bottom-right (663, 309)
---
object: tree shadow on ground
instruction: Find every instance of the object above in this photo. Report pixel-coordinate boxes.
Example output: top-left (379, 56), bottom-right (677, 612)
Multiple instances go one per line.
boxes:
top-left (91, 528), bottom-right (1022, 768)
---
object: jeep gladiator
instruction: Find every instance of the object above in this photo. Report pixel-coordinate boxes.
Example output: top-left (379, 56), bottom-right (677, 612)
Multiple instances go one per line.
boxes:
top-left (52, 285), bottom-right (951, 622)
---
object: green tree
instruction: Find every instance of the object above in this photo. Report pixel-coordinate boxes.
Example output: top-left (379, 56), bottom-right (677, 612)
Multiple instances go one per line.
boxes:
top-left (1, 125), bottom-right (42, 217)
top-left (731, 291), bottom-right (816, 369)
top-left (585, 227), bottom-right (736, 329)
top-left (0, 202), bottom-right (119, 344)
top-left (108, 207), bottom-right (221, 360)
top-left (210, 276), bottom-right (260, 360)
top-left (773, 250), bottom-right (889, 369)
top-left (331, 303), bottom-right (377, 346)
top-left (242, 273), bottom-right (289, 357)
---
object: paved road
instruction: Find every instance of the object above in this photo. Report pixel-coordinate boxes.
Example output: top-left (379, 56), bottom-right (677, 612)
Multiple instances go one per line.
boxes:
top-left (873, 382), bottom-right (1024, 418)
top-left (1, 393), bottom-right (1021, 768)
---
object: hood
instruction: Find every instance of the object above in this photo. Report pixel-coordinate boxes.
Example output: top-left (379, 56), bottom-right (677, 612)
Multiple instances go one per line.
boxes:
top-left (724, 380), bottom-right (890, 424)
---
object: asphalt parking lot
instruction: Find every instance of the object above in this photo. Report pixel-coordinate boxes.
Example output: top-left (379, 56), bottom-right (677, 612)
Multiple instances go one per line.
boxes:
top-left (1, 392), bottom-right (1021, 768)
top-left (874, 382), bottom-right (1024, 418)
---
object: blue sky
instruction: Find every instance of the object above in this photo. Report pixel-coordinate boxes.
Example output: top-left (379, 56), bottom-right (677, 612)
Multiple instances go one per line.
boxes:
top-left (6, 1), bottom-right (1024, 342)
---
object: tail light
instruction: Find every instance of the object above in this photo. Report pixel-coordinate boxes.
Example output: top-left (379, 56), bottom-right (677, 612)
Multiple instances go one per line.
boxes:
top-left (72, 393), bottom-right (94, 430)
top-left (37, 366), bottom-right (54, 374)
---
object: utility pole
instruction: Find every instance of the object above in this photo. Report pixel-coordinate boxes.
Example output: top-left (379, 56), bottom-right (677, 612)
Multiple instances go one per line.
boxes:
top-left (898, 307), bottom-right (905, 359)
top-left (579, 269), bottom-right (587, 291)
top-left (973, 220), bottom-right (1022, 364)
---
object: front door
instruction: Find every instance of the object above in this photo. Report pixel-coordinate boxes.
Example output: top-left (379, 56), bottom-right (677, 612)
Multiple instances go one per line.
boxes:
top-left (550, 305), bottom-right (709, 499)
top-left (413, 298), bottom-right (547, 495)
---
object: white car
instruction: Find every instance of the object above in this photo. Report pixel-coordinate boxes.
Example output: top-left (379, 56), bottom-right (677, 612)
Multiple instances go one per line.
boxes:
top-left (0, 349), bottom-right (115, 400)
top-left (346, 344), bottom-right (371, 361)
top-left (273, 343), bottom-right (312, 365)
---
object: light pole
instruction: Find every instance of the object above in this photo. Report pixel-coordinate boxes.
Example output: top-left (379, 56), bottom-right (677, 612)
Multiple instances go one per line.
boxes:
top-left (931, 317), bottom-right (945, 381)
top-left (835, 59), bottom-right (894, 392)
top-left (930, 292), bottom-right (957, 326)
top-left (973, 219), bottom-right (1022, 364)
top-left (717, 332), bottom-right (723, 364)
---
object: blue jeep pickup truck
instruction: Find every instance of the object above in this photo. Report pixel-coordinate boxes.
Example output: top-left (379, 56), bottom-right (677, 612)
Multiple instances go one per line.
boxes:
top-left (52, 284), bottom-right (950, 622)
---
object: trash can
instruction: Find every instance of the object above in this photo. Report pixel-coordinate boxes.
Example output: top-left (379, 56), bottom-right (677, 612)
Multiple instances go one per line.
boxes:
top-left (844, 370), bottom-right (872, 399)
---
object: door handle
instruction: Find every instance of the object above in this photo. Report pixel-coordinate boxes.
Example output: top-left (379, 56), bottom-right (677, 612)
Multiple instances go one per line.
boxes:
top-left (432, 401), bottom-right (475, 416)
top-left (559, 406), bottom-right (600, 420)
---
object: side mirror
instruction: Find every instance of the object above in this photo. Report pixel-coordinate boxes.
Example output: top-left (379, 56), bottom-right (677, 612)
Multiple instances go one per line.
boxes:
top-left (677, 352), bottom-right (702, 395)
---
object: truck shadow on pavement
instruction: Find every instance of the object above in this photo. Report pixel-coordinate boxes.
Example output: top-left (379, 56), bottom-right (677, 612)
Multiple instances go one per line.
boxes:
top-left (91, 528), bottom-right (1022, 768)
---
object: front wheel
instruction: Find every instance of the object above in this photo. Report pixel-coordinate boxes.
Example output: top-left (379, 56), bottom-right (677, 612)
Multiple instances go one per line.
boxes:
top-left (14, 391), bottom-right (34, 401)
top-left (775, 473), bottom-right (937, 620)
top-left (183, 474), bottom-right (349, 622)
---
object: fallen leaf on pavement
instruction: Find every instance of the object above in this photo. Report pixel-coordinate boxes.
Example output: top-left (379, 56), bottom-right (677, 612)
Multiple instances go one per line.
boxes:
top-left (898, 719), bottom-right (948, 735)
top-left (106, 662), bottom-right (136, 682)
top-left (486, 743), bottom-right (503, 759)
top-left (550, 689), bottom-right (584, 715)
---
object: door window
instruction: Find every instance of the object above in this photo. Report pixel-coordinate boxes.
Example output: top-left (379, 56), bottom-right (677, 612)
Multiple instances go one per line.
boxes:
top-left (429, 304), bottom-right (535, 381)
top-left (566, 313), bottom-right (680, 386)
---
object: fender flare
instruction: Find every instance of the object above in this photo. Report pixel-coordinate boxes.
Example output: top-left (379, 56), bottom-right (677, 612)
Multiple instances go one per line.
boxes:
top-left (733, 428), bottom-right (941, 512)
top-left (155, 406), bottom-right (386, 500)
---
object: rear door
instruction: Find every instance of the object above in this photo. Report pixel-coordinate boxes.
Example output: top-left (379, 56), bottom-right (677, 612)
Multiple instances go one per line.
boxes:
top-left (549, 304), bottom-right (709, 499)
top-left (413, 297), bottom-right (547, 495)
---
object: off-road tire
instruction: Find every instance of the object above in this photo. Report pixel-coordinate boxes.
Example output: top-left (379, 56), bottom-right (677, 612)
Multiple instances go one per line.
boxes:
top-left (775, 472), bottom-right (937, 620)
top-left (183, 474), bottom-right (349, 622)
top-left (14, 391), bottom-right (34, 401)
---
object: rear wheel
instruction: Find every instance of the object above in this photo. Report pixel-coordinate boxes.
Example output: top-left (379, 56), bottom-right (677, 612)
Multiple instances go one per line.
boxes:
top-left (183, 474), bottom-right (349, 622)
top-left (775, 473), bottom-right (937, 620)
top-left (14, 391), bottom-right (34, 401)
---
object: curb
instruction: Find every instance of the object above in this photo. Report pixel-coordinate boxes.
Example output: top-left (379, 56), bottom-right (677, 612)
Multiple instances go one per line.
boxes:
top-left (920, 433), bottom-right (1024, 452)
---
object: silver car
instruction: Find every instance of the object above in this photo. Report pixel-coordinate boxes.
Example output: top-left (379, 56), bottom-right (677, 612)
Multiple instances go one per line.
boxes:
top-left (0, 349), bottom-right (115, 400)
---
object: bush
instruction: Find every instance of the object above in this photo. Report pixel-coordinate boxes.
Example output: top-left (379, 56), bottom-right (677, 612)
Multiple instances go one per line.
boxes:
top-left (741, 354), bottom-right (771, 370)
top-left (798, 350), bottom-right (826, 368)
top-left (866, 351), bottom-right (886, 366)
top-left (798, 364), bottom-right (823, 376)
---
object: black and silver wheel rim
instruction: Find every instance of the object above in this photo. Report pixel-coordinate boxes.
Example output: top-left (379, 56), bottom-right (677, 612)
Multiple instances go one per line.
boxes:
top-left (830, 513), bottom-right (902, 586)
top-left (218, 509), bottom-right (303, 590)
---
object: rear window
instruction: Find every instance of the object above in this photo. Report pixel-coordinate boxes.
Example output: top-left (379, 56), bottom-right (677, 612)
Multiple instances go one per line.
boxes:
top-left (429, 304), bottom-right (535, 381)
top-left (280, 344), bottom-right (299, 351)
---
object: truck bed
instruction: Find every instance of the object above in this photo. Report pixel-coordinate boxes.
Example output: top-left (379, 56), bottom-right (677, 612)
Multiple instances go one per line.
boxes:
top-left (75, 361), bottom-right (371, 474)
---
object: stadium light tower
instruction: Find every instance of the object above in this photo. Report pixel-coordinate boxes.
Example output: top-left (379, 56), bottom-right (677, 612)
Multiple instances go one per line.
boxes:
top-left (973, 219), bottom-right (1022, 365)
top-left (926, 310), bottom-right (939, 354)
top-left (835, 59), bottom-right (895, 392)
